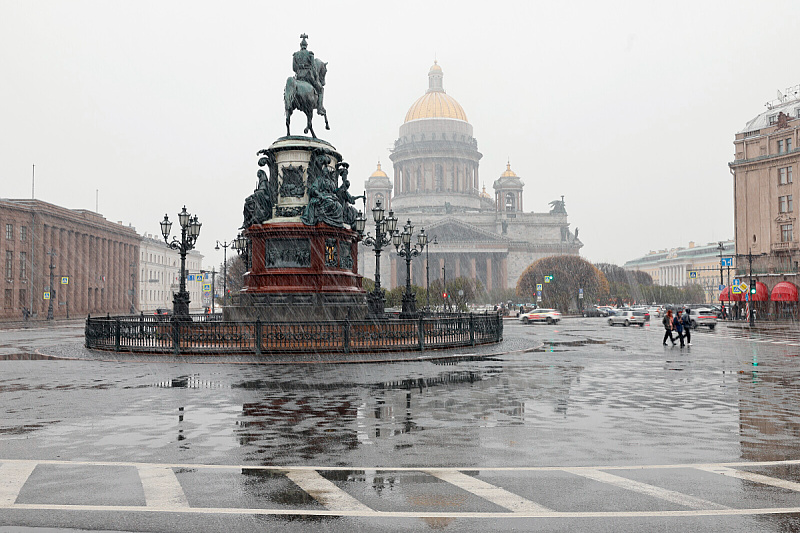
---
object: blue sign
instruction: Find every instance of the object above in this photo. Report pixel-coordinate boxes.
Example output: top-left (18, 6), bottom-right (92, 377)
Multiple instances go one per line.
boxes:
top-left (719, 284), bottom-right (725, 291)
top-left (733, 278), bottom-right (740, 286)
top-left (187, 274), bottom-right (195, 281)
top-left (578, 288), bottom-right (583, 294)
top-left (537, 290), bottom-right (542, 297)
top-left (720, 257), bottom-right (733, 267)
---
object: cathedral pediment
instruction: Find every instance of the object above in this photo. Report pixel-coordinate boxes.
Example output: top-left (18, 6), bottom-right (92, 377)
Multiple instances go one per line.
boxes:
top-left (424, 217), bottom-right (509, 243)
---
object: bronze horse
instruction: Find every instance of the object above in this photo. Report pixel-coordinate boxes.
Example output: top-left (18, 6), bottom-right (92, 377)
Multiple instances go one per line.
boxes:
top-left (284, 59), bottom-right (329, 138)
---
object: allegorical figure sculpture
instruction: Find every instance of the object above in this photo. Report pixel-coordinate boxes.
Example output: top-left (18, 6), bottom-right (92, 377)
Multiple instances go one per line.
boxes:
top-left (549, 195), bottom-right (567, 215)
top-left (335, 162), bottom-right (364, 227)
top-left (301, 149), bottom-right (343, 227)
top-left (242, 186), bottom-right (272, 229)
top-left (285, 34), bottom-right (330, 138)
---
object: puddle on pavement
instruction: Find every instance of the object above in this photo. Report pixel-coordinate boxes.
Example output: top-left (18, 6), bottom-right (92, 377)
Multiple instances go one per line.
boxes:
top-left (0, 353), bottom-right (70, 360)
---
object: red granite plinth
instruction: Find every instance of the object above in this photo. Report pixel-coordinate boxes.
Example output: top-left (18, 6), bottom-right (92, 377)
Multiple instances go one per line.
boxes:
top-left (224, 222), bottom-right (366, 322)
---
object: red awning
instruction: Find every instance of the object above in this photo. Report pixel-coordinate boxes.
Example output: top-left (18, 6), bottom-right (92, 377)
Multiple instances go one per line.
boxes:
top-left (752, 281), bottom-right (769, 301)
top-left (719, 286), bottom-right (744, 302)
top-left (771, 281), bottom-right (799, 302)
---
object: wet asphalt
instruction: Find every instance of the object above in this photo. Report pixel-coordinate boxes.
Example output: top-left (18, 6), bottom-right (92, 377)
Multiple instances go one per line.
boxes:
top-left (1, 317), bottom-right (800, 531)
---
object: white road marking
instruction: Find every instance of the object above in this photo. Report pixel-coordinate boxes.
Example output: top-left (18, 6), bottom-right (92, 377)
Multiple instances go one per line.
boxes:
top-left (136, 465), bottom-right (189, 508)
top-left (563, 468), bottom-right (729, 510)
top-left (0, 462), bottom-right (36, 505)
top-left (425, 469), bottom-right (551, 513)
top-left (283, 468), bottom-right (372, 512)
top-left (696, 465), bottom-right (800, 492)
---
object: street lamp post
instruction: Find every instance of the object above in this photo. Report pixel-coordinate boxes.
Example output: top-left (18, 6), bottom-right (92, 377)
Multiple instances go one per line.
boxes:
top-left (747, 250), bottom-right (756, 327)
top-left (130, 261), bottom-right (136, 315)
top-left (717, 241), bottom-right (725, 289)
top-left (160, 206), bottom-right (201, 319)
top-left (393, 219), bottom-right (425, 319)
top-left (46, 249), bottom-right (56, 320)
top-left (423, 233), bottom-right (437, 311)
top-left (200, 267), bottom-right (216, 314)
top-left (355, 198), bottom-right (398, 318)
top-left (442, 263), bottom-right (448, 312)
top-left (216, 240), bottom-right (231, 307)
top-left (233, 232), bottom-right (251, 272)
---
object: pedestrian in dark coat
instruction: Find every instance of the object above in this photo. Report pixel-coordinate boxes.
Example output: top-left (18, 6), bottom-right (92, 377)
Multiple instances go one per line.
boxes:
top-left (681, 308), bottom-right (692, 346)
top-left (662, 310), bottom-right (676, 346)
top-left (673, 311), bottom-right (685, 347)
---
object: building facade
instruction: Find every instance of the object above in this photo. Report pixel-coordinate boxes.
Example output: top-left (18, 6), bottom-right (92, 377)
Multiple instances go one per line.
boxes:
top-left (624, 240), bottom-right (736, 302)
top-left (0, 199), bottom-right (140, 320)
top-left (361, 63), bottom-right (581, 294)
top-left (730, 89), bottom-right (800, 288)
top-left (138, 234), bottom-right (205, 313)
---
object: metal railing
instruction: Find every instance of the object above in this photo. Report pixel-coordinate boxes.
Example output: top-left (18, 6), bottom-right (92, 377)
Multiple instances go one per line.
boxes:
top-left (85, 313), bottom-right (503, 355)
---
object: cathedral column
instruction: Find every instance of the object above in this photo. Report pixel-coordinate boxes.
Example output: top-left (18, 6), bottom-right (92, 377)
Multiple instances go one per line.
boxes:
top-left (455, 257), bottom-right (460, 278)
top-left (486, 256), bottom-right (493, 292)
top-left (470, 258), bottom-right (476, 281)
top-left (501, 257), bottom-right (508, 290)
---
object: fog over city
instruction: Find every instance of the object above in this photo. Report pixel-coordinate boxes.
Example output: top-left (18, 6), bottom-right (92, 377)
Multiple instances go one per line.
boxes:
top-left (2, 0), bottom-right (798, 268)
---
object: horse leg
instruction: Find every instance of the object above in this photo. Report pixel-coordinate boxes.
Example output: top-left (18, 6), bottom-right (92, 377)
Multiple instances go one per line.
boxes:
top-left (323, 112), bottom-right (330, 131)
top-left (306, 110), bottom-right (316, 139)
top-left (286, 109), bottom-right (292, 137)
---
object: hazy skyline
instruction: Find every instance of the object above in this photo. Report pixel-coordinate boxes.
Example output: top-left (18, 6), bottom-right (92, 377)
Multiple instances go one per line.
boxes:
top-left (2, 0), bottom-right (798, 270)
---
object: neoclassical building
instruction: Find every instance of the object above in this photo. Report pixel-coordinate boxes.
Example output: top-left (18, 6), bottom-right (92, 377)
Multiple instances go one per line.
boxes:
top-left (361, 62), bottom-right (581, 293)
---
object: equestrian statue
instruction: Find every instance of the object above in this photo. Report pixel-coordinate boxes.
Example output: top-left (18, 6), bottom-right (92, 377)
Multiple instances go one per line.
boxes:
top-left (285, 34), bottom-right (330, 138)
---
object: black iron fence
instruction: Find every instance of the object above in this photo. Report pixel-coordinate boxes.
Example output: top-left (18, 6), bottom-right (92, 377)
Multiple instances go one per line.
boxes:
top-left (85, 313), bottom-right (503, 355)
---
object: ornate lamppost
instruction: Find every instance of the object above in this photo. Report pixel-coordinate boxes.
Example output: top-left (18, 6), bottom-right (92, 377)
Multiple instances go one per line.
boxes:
top-left (233, 232), bottom-right (251, 272)
top-left (422, 233), bottom-right (437, 311)
top-left (393, 219), bottom-right (425, 319)
top-left (160, 206), bottom-right (201, 320)
top-left (216, 240), bottom-right (231, 306)
top-left (356, 198), bottom-right (398, 317)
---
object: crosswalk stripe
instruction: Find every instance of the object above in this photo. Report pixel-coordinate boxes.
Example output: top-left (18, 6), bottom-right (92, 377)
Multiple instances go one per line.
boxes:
top-left (425, 469), bottom-right (552, 513)
top-left (136, 465), bottom-right (189, 508)
top-left (0, 462), bottom-right (36, 505)
top-left (283, 469), bottom-right (372, 512)
top-left (563, 468), bottom-right (729, 510)
top-left (696, 465), bottom-right (800, 492)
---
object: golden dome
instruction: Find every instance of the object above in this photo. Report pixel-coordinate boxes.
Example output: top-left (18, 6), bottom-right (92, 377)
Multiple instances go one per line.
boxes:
top-left (480, 184), bottom-right (491, 199)
top-left (404, 62), bottom-right (468, 123)
top-left (501, 162), bottom-right (517, 177)
top-left (404, 92), bottom-right (468, 123)
top-left (370, 161), bottom-right (388, 178)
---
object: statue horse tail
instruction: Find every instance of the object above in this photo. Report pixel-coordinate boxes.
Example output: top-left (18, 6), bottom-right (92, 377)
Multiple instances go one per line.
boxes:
top-left (284, 77), bottom-right (297, 116)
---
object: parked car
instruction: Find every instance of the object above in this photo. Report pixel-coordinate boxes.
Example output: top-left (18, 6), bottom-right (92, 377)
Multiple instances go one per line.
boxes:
top-left (686, 308), bottom-right (717, 330)
top-left (608, 310), bottom-right (646, 327)
top-left (154, 308), bottom-right (172, 321)
top-left (582, 306), bottom-right (607, 317)
top-left (520, 308), bottom-right (561, 324)
top-left (632, 309), bottom-right (650, 322)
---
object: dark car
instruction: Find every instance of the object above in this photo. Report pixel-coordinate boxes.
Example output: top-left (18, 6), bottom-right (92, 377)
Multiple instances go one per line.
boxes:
top-left (582, 306), bottom-right (606, 317)
top-left (154, 308), bottom-right (172, 321)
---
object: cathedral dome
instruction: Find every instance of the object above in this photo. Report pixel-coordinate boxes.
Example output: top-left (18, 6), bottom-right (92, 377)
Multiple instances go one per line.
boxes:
top-left (370, 161), bottom-right (388, 178)
top-left (404, 62), bottom-right (468, 123)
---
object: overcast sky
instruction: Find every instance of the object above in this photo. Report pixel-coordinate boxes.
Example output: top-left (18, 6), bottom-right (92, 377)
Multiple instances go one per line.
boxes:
top-left (2, 0), bottom-right (798, 269)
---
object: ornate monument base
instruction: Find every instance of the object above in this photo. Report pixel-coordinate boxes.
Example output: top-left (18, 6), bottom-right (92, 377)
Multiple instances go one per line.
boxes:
top-left (225, 222), bottom-right (365, 322)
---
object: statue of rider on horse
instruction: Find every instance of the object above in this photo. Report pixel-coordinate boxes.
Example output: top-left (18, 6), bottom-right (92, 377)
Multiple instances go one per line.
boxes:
top-left (285, 34), bottom-right (330, 138)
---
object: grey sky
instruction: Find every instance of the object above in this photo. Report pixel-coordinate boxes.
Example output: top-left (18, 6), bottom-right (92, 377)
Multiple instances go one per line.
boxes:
top-left (1, 0), bottom-right (797, 270)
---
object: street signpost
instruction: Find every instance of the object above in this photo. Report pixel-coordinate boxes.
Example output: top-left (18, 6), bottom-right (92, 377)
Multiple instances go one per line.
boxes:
top-left (579, 288), bottom-right (584, 299)
top-left (689, 271), bottom-right (697, 279)
top-left (739, 282), bottom-right (749, 293)
top-left (43, 292), bottom-right (50, 300)
top-left (536, 284), bottom-right (542, 291)
top-left (719, 284), bottom-right (725, 291)
top-left (721, 257), bottom-right (733, 267)
top-left (60, 276), bottom-right (69, 285)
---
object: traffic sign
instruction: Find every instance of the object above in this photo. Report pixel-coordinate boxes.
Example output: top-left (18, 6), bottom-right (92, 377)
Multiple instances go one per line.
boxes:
top-left (187, 274), bottom-right (195, 281)
top-left (721, 257), bottom-right (733, 267)
top-left (202, 283), bottom-right (211, 292)
top-left (579, 293), bottom-right (584, 299)
top-left (739, 282), bottom-right (749, 293)
top-left (579, 288), bottom-right (583, 294)
top-left (536, 284), bottom-right (543, 291)
top-left (536, 295), bottom-right (542, 302)
top-left (733, 278), bottom-right (740, 286)
top-left (43, 292), bottom-right (50, 300)
top-left (536, 290), bottom-right (542, 297)
top-left (732, 286), bottom-right (741, 295)
top-left (688, 271), bottom-right (697, 279)
top-left (60, 276), bottom-right (69, 285)
top-left (719, 284), bottom-right (725, 291)
top-left (544, 276), bottom-right (552, 283)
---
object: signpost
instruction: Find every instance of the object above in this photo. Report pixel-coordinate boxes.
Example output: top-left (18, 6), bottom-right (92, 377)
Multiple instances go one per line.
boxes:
top-left (43, 292), bottom-right (50, 300)
top-left (536, 284), bottom-right (542, 291)
top-left (60, 276), bottom-right (69, 285)
top-left (688, 271), bottom-right (697, 279)
top-left (721, 257), bottom-right (733, 267)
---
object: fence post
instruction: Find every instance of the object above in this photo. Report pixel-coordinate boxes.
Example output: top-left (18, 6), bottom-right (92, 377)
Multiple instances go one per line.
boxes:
top-left (255, 319), bottom-right (262, 355)
top-left (498, 313), bottom-right (503, 341)
top-left (470, 313), bottom-right (475, 346)
top-left (172, 320), bottom-right (180, 355)
top-left (343, 319), bottom-right (350, 354)
top-left (418, 315), bottom-right (425, 351)
top-left (114, 318), bottom-right (121, 352)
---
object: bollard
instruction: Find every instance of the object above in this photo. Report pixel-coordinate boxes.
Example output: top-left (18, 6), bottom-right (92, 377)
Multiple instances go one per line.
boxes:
top-left (114, 318), bottom-right (121, 352)
top-left (418, 315), bottom-right (425, 351)
top-left (469, 313), bottom-right (475, 346)
top-left (172, 320), bottom-right (180, 356)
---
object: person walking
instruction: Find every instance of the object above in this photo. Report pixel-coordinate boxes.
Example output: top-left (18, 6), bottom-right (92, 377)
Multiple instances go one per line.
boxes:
top-left (662, 309), bottom-right (676, 346)
top-left (681, 308), bottom-right (692, 346)
top-left (673, 309), bottom-right (685, 347)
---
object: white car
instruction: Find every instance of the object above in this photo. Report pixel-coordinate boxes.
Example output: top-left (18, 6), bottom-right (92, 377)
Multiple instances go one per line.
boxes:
top-left (687, 308), bottom-right (717, 330)
top-left (519, 308), bottom-right (561, 324)
top-left (608, 310), bottom-right (645, 327)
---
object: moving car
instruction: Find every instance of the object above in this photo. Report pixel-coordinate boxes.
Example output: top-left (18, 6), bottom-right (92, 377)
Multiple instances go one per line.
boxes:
top-left (687, 308), bottom-right (717, 330)
top-left (608, 310), bottom-right (646, 327)
top-left (519, 308), bottom-right (561, 324)
top-left (582, 306), bottom-right (607, 317)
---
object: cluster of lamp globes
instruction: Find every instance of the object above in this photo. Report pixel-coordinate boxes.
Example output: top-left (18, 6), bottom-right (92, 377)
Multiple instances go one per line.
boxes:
top-left (160, 206), bottom-right (201, 247)
top-left (353, 199), bottom-right (429, 251)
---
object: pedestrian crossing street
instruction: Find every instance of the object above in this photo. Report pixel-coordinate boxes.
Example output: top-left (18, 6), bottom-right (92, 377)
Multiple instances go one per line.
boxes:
top-left (2, 458), bottom-right (800, 518)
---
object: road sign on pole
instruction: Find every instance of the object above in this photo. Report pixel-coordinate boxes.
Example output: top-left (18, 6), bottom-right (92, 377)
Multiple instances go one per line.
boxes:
top-left (689, 271), bottom-right (697, 279)
top-left (536, 284), bottom-right (543, 291)
top-left (719, 284), bottom-right (725, 291)
top-left (60, 276), bottom-right (69, 285)
top-left (721, 257), bottom-right (733, 267)
top-left (733, 278), bottom-right (740, 286)
top-left (43, 292), bottom-right (50, 300)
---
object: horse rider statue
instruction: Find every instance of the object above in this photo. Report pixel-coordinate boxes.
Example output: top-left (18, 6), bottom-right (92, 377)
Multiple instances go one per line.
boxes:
top-left (285, 34), bottom-right (330, 138)
top-left (293, 34), bottom-right (325, 115)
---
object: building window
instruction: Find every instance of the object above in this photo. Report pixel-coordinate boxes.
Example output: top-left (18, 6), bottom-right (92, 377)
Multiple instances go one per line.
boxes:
top-left (780, 166), bottom-right (793, 184)
top-left (769, 114), bottom-right (778, 125)
top-left (5, 251), bottom-right (12, 279)
top-left (5, 224), bottom-right (11, 240)
top-left (18, 289), bottom-right (26, 309)
top-left (20, 226), bottom-right (27, 242)
top-left (782, 223), bottom-right (794, 242)
top-left (778, 140), bottom-right (785, 154)
top-left (780, 195), bottom-right (794, 213)
top-left (4, 289), bottom-right (11, 309)
top-left (19, 252), bottom-right (26, 279)
top-left (788, 138), bottom-right (793, 152)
